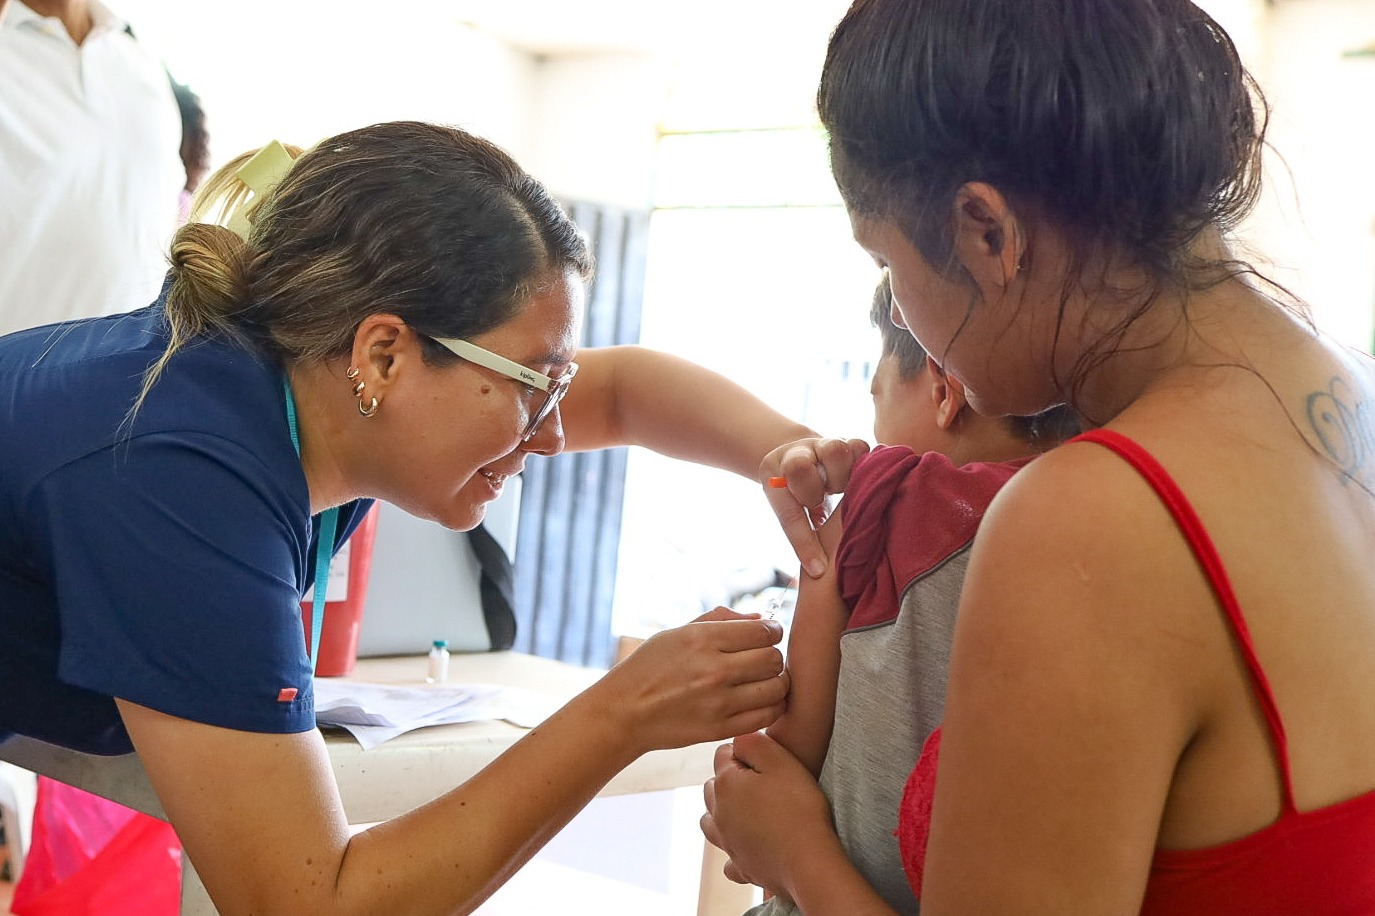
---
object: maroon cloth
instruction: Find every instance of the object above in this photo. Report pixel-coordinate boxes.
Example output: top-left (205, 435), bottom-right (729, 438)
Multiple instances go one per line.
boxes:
top-left (835, 446), bottom-right (1028, 629)
top-left (897, 429), bottom-right (1375, 913)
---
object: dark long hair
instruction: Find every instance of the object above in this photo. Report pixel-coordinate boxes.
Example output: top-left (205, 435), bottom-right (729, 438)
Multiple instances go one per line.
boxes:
top-left (819, 0), bottom-right (1271, 410)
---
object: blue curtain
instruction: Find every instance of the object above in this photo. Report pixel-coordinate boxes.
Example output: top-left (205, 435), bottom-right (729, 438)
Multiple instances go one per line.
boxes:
top-left (512, 202), bottom-right (649, 667)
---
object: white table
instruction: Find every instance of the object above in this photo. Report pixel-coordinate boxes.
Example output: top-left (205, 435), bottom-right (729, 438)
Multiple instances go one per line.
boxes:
top-left (0, 652), bottom-right (754, 915)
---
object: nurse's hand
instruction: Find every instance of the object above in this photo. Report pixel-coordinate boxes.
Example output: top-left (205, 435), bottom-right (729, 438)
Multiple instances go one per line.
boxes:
top-left (762, 437), bottom-right (869, 578)
top-left (599, 610), bottom-right (788, 754)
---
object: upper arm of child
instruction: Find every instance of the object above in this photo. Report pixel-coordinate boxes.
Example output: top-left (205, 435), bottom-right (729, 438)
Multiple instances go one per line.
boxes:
top-left (766, 510), bottom-right (848, 777)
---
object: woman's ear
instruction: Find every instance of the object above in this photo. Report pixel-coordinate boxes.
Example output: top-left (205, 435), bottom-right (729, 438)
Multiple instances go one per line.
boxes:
top-left (951, 182), bottom-right (1023, 293)
top-left (927, 355), bottom-right (969, 430)
top-left (349, 314), bottom-right (409, 391)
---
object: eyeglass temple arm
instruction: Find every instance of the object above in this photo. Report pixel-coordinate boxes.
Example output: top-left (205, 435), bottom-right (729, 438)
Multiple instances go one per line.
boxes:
top-left (432, 337), bottom-right (556, 390)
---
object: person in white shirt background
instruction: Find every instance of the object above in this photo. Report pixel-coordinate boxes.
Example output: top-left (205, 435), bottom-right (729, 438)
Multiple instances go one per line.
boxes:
top-left (0, 0), bottom-right (184, 336)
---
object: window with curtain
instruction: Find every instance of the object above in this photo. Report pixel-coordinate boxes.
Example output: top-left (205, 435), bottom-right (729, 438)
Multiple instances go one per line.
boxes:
top-left (513, 202), bottom-right (650, 667)
top-left (611, 103), bottom-right (881, 640)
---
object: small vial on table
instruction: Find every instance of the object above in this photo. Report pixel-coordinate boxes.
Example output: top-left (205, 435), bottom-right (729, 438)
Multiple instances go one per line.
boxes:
top-left (426, 639), bottom-right (450, 684)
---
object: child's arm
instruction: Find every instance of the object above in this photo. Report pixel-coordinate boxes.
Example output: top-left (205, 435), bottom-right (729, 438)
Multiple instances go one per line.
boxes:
top-left (765, 509), bottom-right (848, 777)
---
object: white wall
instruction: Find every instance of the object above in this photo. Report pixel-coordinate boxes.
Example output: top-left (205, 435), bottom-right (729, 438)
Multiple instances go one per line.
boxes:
top-left (108, 0), bottom-right (1375, 355)
top-left (116, 0), bottom-right (541, 170)
top-left (526, 52), bottom-right (670, 208)
top-left (114, 4), bottom-right (673, 219)
top-left (1249, 0), bottom-right (1375, 349)
top-left (1199, 0), bottom-right (1269, 66)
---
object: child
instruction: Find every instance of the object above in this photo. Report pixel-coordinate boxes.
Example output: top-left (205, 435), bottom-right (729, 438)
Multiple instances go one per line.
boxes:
top-left (750, 275), bottom-right (1076, 915)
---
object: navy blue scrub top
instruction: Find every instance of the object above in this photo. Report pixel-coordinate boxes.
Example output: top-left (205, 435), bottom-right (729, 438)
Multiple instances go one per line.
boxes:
top-left (0, 299), bottom-right (371, 755)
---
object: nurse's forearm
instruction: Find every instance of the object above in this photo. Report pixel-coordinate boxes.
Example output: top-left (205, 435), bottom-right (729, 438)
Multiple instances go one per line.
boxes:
top-left (335, 683), bottom-right (641, 914)
top-left (563, 345), bottom-right (815, 478)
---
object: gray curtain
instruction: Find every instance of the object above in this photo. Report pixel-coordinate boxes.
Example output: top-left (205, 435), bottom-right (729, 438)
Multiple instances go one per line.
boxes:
top-left (512, 202), bottom-right (650, 667)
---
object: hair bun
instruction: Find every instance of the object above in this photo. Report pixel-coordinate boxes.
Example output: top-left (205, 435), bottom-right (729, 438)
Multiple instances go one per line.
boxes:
top-left (166, 222), bottom-right (251, 333)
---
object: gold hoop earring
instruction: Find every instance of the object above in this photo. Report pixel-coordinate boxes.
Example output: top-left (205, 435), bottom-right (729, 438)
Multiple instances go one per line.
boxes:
top-left (348, 367), bottom-right (379, 417)
top-left (346, 367), bottom-right (367, 396)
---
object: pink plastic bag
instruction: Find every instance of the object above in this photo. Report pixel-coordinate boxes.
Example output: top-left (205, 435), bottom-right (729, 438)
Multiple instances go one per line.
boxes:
top-left (11, 777), bottom-right (181, 916)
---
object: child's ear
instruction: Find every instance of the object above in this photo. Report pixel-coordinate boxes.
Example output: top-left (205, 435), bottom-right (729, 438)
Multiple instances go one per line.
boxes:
top-left (927, 355), bottom-right (969, 430)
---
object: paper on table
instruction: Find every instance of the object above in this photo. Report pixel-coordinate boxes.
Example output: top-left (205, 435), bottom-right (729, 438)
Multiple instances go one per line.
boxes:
top-left (313, 679), bottom-right (565, 750)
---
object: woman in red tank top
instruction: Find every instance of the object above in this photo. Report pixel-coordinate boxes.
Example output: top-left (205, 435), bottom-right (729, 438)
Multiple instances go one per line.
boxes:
top-left (701, 1), bottom-right (1375, 912)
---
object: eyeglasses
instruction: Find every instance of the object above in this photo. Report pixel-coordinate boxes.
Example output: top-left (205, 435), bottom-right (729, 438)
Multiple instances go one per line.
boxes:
top-left (430, 336), bottom-right (578, 441)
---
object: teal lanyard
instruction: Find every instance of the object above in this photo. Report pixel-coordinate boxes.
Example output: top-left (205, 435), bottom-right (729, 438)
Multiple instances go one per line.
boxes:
top-left (283, 378), bottom-right (339, 676)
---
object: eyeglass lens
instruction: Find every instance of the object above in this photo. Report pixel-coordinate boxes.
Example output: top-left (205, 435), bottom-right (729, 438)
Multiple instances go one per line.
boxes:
top-left (520, 383), bottom-right (556, 439)
top-left (522, 392), bottom-right (555, 439)
top-left (521, 368), bottom-right (575, 440)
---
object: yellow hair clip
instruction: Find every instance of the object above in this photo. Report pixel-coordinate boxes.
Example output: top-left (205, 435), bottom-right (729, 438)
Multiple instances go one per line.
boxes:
top-left (226, 140), bottom-right (297, 240)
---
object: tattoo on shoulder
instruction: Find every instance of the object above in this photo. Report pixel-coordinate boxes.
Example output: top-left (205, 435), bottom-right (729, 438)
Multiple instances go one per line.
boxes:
top-left (1306, 376), bottom-right (1375, 487)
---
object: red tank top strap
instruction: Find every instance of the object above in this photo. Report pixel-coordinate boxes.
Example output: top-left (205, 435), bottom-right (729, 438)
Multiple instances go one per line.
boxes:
top-left (1070, 428), bottom-right (1297, 813)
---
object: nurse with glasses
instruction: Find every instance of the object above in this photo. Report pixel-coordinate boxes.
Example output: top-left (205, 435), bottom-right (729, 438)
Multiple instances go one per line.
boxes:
top-left (0, 121), bottom-right (865, 916)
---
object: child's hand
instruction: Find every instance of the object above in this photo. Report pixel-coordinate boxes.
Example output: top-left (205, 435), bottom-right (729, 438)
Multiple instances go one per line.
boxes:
top-left (761, 436), bottom-right (870, 577)
top-left (701, 731), bottom-right (840, 900)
